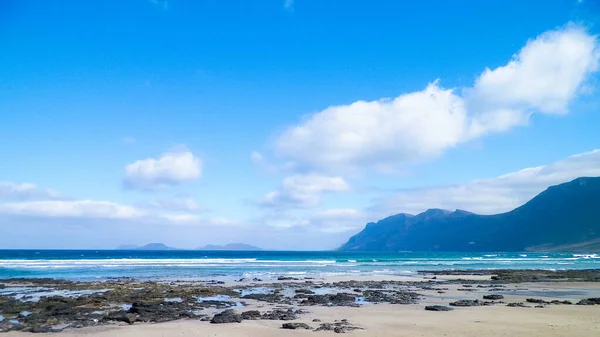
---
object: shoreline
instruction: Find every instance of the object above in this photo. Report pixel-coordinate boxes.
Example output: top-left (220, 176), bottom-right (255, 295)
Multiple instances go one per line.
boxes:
top-left (1, 269), bottom-right (600, 335)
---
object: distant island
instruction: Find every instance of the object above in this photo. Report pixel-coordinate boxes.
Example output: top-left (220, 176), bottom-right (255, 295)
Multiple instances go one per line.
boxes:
top-left (197, 243), bottom-right (261, 251)
top-left (116, 243), bottom-right (176, 250)
top-left (339, 177), bottom-right (600, 252)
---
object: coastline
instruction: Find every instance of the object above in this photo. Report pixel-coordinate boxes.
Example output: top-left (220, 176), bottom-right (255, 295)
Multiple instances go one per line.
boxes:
top-left (2, 270), bottom-right (600, 335)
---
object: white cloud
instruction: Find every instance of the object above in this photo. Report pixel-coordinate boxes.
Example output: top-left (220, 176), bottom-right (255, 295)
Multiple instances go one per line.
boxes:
top-left (308, 208), bottom-right (366, 233)
top-left (370, 149), bottom-right (600, 216)
top-left (273, 25), bottom-right (599, 173)
top-left (0, 198), bottom-right (237, 228)
top-left (143, 197), bottom-right (201, 212)
top-left (123, 148), bottom-right (202, 191)
top-left (0, 200), bottom-right (143, 219)
top-left (284, 0), bottom-right (294, 11)
top-left (0, 182), bottom-right (68, 201)
top-left (258, 174), bottom-right (350, 208)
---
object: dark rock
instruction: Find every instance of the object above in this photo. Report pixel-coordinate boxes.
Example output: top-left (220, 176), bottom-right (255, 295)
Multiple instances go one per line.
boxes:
top-left (315, 323), bottom-right (335, 331)
top-left (282, 322), bottom-right (311, 330)
top-left (107, 313), bottom-right (138, 324)
top-left (277, 277), bottom-right (299, 281)
top-left (240, 310), bottom-right (261, 320)
top-left (449, 299), bottom-right (479, 307)
top-left (210, 309), bottom-right (242, 324)
top-left (483, 294), bottom-right (504, 300)
top-left (363, 290), bottom-right (420, 304)
top-left (241, 293), bottom-right (282, 303)
top-left (535, 305), bottom-right (545, 308)
top-left (526, 298), bottom-right (549, 304)
top-left (301, 293), bottom-right (356, 306)
top-left (262, 308), bottom-right (298, 320)
top-left (312, 318), bottom-right (322, 322)
top-left (507, 302), bottom-right (529, 307)
top-left (425, 305), bottom-right (454, 311)
top-left (577, 298), bottom-right (600, 305)
top-left (550, 300), bottom-right (572, 305)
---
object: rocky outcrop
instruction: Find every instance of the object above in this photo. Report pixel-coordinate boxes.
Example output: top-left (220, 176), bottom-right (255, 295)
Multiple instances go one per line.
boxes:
top-left (210, 310), bottom-right (242, 324)
top-left (425, 305), bottom-right (454, 311)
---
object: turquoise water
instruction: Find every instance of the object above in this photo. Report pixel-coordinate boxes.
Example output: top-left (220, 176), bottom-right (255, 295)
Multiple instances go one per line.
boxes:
top-left (0, 250), bottom-right (598, 281)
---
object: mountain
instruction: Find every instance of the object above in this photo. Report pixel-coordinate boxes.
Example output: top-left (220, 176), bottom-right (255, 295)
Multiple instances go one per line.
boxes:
top-left (197, 243), bottom-right (261, 251)
top-left (136, 243), bottom-right (176, 250)
top-left (116, 244), bottom-right (138, 250)
top-left (339, 177), bottom-right (600, 252)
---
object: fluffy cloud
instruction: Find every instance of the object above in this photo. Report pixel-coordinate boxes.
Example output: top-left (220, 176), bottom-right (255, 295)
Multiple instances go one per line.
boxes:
top-left (308, 208), bottom-right (367, 233)
top-left (0, 182), bottom-right (68, 201)
top-left (284, 0), bottom-right (294, 11)
top-left (143, 197), bottom-right (201, 212)
top-left (258, 174), bottom-right (350, 208)
top-left (0, 200), bottom-right (143, 219)
top-left (123, 148), bottom-right (202, 191)
top-left (370, 149), bottom-right (600, 216)
top-left (0, 198), bottom-right (237, 228)
top-left (274, 25), bottom-right (599, 173)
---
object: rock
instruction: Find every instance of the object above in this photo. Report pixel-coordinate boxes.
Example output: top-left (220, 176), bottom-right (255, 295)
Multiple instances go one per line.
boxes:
top-left (241, 293), bottom-right (282, 303)
top-left (282, 322), bottom-right (311, 330)
top-left (240, 310), bottom-right (261, 320)
top-left (507, 302), bottom-right (529, 307)
top-left (449, 299), bottom-right (480, 307)
top-left (550, 300), bottom-right (572, 305)
top-left (483, 294), bottom-right (504, 300)
top-left (363, 290), bottom-right (420, 305)
top-left (295, 289), bottom-right (315, 295)
top-left (210, 310), bottom-right (242, 324)
top-left (262, 308), bottom-right (298, 320)
top-left (109, 313), bottom-right (138, 324)
top-left (535, 305), bottom-right (545, 308)
top-left (301, 293), bottom-right (356, 306)
top-left (526, 298), bottom-right (549, 304)
top-left (277, 277), bottom-right (299, 281)
top-left (577, 298), bottom-right (600, 305)
top-left (425, 305), bottom-right (453, 311)
top-left (315, 323), bottom-right (335, 331)
top-left (312, 318), bottom-right (322, 322)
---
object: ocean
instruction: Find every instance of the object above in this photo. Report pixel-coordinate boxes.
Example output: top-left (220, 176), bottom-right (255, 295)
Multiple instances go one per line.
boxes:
top-left (0, 250), bottom-right (598, 281)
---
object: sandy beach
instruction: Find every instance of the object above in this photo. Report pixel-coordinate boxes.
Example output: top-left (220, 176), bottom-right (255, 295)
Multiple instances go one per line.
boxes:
top-left (6, 304), bottom-right (600, 337)
top-left (2, 271), bottom-right (600, 336)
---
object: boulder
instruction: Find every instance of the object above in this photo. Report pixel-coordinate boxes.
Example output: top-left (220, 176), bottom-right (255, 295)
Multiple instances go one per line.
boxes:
top-left (425, 305), bottom-right (454, 311)
top-left (281, 322), bottom-right (311, 330)
top-left (210, 310), bottom-right (242, 324)
top-left (240, 310), bottom-right (261, 320)
top-left (449, 299), bottom-right (479, 307)
top-left (483, 294), bottom-right (504, 300)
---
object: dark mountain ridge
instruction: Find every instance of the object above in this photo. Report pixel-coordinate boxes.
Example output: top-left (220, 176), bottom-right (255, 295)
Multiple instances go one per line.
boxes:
top-left (339, 177), bottom-right (600, 252)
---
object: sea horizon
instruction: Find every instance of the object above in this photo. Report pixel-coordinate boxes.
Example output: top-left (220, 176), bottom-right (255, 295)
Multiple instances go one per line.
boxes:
top-left (1, 250), bottom-right (598, 281)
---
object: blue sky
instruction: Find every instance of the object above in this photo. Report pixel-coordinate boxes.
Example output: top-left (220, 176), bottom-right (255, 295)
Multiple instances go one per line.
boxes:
top-left (1, 0), bottom-right (600, 249)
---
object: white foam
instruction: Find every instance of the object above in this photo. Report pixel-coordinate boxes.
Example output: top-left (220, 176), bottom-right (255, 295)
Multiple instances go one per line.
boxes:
top-left (0, 258), bottom-right (338, 269)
